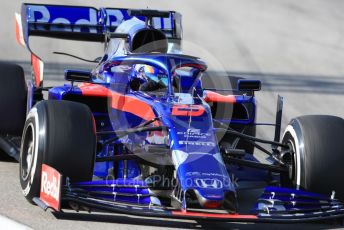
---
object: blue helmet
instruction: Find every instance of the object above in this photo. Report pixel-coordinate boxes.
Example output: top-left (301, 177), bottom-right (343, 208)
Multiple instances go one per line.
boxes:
top-left (132, 64), bottom-right (168, 87)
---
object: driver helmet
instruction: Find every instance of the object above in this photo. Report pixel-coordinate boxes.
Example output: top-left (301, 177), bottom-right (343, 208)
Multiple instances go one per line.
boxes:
top-left (132, 64), bottom-right (168, 87)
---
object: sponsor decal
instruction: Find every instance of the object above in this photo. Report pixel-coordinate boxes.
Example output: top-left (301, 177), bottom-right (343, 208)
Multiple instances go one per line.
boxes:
top-left (172, 105), bottom-right (205, 117)
top-left (40, 164), bottom-right (62, 211)
top-left (26, 5), bottom-right (172, 33)
top-left (177, 128), bottom-right (211, 139)
top-left (186, 172), bottom-right (223, 177)
top-left (179, 141), bottom-right (215, 146)
top-left (28, 5), bottom-right (99, 33)
top-left (195, 178), bottom-right (223, 189)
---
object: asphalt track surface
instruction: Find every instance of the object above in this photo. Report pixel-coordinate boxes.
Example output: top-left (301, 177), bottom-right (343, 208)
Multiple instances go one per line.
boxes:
top-left (0, 0), bottom-right (344, 229)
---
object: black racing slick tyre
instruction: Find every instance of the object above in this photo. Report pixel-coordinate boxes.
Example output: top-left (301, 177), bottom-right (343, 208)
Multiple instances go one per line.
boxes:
top-left (0, 62), bottom-right (27, 136)
top-left (281, 115), bottom-right (344, 199)
top-left (19, 100), bottom-right (96, 203)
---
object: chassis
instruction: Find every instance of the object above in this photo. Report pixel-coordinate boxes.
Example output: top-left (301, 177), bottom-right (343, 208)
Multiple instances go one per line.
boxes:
top-left (0, 3), bottom-right (343, 224)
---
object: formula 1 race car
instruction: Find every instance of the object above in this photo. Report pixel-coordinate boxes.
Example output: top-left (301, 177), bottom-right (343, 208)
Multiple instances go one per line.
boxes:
top-left (1, 3), bottom-right (344, 224)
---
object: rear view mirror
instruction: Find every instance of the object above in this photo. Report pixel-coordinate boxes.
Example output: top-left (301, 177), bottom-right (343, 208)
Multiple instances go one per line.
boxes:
top-left (237, 79), bottom-right (261, 91)
top-left (65, 70), bottom-right (92, 82)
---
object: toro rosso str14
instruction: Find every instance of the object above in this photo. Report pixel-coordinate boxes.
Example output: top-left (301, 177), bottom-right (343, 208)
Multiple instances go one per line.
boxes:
top-left (1, 3), bottom-right (343, 224)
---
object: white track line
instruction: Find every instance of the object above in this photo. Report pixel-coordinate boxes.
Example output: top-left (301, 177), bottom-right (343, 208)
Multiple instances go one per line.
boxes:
top-left (0, 215), bottom-right (32, 230)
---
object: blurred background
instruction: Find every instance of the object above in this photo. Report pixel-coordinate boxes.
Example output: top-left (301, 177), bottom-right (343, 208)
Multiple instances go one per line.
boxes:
top-left (0, 0), bottom-right (343, 229)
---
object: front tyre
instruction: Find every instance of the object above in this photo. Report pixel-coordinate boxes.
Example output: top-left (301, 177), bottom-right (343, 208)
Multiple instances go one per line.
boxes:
top-left (20, 100), bottom-right (96, 203)
top-left (281, 115), bottom-right (344, 199)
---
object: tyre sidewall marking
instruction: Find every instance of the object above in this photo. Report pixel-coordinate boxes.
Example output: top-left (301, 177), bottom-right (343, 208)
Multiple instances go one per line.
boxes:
top-left (21, 107), bottom-right (40, 196)
top-left (283, 122), bottom-right (304, 189)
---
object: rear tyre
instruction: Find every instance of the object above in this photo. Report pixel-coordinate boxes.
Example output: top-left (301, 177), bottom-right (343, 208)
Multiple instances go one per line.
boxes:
top-left (281, 115), bottom-right (344, 199)
top-left (19, 100), bottom-right (96, 203)
top-left (0, 62), bottom-right (27, 136)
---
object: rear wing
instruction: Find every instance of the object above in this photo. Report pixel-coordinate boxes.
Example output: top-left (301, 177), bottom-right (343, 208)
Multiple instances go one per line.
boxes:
top-left (15, 3), bottom-right (182, 86)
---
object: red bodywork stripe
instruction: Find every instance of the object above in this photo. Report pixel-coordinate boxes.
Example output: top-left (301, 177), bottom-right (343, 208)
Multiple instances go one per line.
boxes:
top-left (79, 84), bottom-right (156, 121)
top-left (15, 13), bottom-right (25, 46)
top-left (204, 91), bottom-right (236, 104)
top-left (78, 83), bottom-right (111, 97)
top-left (31, 53), bottom-right (44, 87)
top-left (177, 63), bottom-right (207, 72)
top-left (172, 211), bottom-right (258, 219)
top-left (112, 92), bottom-right (156, 121)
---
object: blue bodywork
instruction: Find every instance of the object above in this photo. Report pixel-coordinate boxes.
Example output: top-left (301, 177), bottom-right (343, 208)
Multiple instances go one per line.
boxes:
top-left (19, 2), bottom-right (287, 208)
top-left (18, 3), bottom-right (344, 222)
top-left (48, 54), bottom-right (256, 207)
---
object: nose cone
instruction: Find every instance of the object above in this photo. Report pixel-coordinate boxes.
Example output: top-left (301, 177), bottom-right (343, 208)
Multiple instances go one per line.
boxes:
top-left (167, 102), bottom-right (236, 211)
top-left (193, 188), bottom-right (224, 209)
top-left (173, 151), bottom-right (236, 210)
top-left (193, 189), bottom-right (237, 212)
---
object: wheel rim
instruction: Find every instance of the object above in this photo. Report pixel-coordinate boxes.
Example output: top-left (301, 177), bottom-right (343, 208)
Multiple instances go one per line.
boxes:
top-left (282, 137), bottom-right (297, 186)
top-left (21, 123), bottom-right (35, 181)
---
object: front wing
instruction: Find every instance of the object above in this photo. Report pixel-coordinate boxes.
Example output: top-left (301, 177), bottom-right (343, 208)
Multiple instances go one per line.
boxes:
top-left (36, 164), bottom-right (344, 224)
